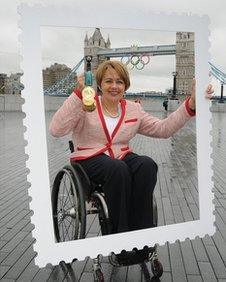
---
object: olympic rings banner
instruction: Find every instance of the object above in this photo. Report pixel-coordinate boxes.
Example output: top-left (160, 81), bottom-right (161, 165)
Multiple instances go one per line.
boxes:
top-left (121, 53), bottom-right (151, 70)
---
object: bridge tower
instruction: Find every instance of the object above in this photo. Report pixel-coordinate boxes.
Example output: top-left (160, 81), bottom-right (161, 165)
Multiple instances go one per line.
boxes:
top-left (176, 32), bottom-right (195, 96)
top-left (84, 28), bottom-right (111, 89)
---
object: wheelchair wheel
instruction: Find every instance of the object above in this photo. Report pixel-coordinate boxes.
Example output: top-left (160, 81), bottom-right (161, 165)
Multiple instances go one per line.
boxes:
top-left (52, 165), bottom-right (86, 242)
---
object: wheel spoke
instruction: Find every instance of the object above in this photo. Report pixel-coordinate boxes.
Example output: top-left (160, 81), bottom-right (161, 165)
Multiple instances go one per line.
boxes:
top-left (64, 218), bottom-right (73, 240)
top-left (61, 220), bottom-right (67, 242)
top-left (62, 176), bottom-right (71, 209)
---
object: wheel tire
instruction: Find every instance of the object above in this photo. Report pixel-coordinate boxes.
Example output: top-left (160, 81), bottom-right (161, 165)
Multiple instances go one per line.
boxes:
top-left (151, 259), bottom-right (163, 278)
top-left (91, 192), bottom-right (111, 235)
top-left (98, 203), bottom-right (110, 236)
top-left (52, 165), bottom-right (86, 242)
top-left (153, 195), bottom-right (158, 227)
top-left (94, 269), bottom-right (104, 282)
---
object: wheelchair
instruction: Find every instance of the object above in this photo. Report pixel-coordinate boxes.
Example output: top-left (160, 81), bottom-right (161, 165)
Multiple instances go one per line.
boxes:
top-left (51, 141), bottom-right (163, 281)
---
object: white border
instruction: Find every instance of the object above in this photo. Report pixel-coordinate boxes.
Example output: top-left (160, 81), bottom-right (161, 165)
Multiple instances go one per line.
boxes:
top-left (18, 4), bottom-right (215, 267)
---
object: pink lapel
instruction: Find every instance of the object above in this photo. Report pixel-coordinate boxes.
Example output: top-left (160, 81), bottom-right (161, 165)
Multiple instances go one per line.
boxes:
top-left (96, 95), bottom-right (111, 143)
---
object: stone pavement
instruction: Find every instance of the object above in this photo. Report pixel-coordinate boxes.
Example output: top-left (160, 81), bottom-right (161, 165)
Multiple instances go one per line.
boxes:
top-left (0, 106), bottom-right (226, 282)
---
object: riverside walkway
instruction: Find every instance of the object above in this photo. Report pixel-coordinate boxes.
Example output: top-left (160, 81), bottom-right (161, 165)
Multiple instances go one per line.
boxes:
top-left (0, 103), bottom-right (226, 282)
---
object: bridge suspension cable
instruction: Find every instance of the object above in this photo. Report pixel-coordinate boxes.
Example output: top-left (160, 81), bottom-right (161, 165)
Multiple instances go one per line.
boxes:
top-left (209, 62), bottom-right (226, 84)
top-left (209, 62), bottom-right (226, 102)
top-left (44, 57), bottom-right (84, 96)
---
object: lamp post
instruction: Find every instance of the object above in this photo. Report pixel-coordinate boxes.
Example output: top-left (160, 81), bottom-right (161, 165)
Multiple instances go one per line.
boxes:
top-left (219, 83), bottom-right (224, 103)
top-left (84, 55), bottom-right (93, 86)
top-left (172, 71), bottom-right (178, 99)
top-left (85, 55), bottom-right (92, 72)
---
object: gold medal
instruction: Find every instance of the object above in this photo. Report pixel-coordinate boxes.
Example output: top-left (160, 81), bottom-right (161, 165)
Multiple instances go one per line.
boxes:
top-left (82, 86), bottom-right (96, 112)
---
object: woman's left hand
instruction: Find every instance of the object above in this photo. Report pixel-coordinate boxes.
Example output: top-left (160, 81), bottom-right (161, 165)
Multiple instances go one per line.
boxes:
top-left (189, 79), bottom-right (214, 110)
top-left (189, 79), bottom-right (196, 110)
top-left (205, 84), bottom-right (215, 99)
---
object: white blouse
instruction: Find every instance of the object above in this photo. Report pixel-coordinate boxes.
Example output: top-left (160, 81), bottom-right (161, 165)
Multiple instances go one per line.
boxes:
top-left (103, 114), bottom-right (120, 136)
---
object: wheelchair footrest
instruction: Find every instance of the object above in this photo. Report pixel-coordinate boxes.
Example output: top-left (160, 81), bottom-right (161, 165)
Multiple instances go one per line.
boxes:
top-left (110, 246), bottom-right (156, 266)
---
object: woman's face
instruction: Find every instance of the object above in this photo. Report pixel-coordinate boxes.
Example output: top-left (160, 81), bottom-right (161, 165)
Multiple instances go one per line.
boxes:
top-left (100, 67), bottom-right (126, 103)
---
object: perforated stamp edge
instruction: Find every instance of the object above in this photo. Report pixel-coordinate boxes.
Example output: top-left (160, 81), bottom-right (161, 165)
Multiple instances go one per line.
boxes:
top-left (18, 4), bottom-right (214, 267)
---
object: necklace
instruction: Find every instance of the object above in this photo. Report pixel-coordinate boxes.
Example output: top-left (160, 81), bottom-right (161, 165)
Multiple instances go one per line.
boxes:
top-left (102, 100), bottom-right (120, 118)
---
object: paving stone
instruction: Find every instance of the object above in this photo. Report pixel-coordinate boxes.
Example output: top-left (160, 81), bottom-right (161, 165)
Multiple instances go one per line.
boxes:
top-left (100, 261), bottom-right (114, 281)
top-left (212, 232), bottom-right (226, 263)
top-left (126, 264), bottom-right (142, 281)
top-left (16, 262), bottom-right (39, 282)
top-left (79, 272), bottom-right (94, 282)
top-left (204, 244), bottom-right (226, 279)
top-left (46, 265), bottom-right (66, 281)
top-left (187, 274), bottom-right (203, 282)
top-left (191, 237), bottom-right (209, 263)
top-left (198, 261), bottom-right (217, 282)
top-left (159, 271), bottom-right (172, 282)
top-left (2, 240), bottom-right (33, 266)
top-left (180, 239), bottom-right (200, 275)
top-left (111, 265), bottom-right (128, 282)
top-left (0, 266), bottom-right (10, 279)
top-left (3, 246), bottom-right (36, 280)
top-left (31, 267), bottom-right (53, 282)
top-left (157, 243), bottom-right (171, 272)
top-left (169, 241), bottom-right (187, 282)
top-left (70, 258), bottom-right (88, 281)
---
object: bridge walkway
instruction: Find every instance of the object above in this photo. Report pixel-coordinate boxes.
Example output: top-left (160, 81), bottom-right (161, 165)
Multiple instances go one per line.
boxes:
top-left (0, 108), bottom-right (226, 282)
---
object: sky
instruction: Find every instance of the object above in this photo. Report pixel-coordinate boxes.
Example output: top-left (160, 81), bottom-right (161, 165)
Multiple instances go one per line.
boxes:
top-left (1, 0), bottom-right (226, 93)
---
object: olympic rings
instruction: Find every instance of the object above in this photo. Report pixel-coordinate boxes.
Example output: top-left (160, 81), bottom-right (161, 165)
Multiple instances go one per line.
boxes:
top-left (140, 54), bottom-right (150, 65)
top-left (135, 60), bottom-right (145, 70)
top-left (121, 54), bottom-right (151, 71)
top-left (130, 55), bottom-right (140, 65)
top-left (121, 56), bottom-right (130, 65)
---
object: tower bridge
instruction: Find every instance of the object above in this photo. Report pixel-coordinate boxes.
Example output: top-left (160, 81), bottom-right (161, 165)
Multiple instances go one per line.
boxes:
top-left (44, 28), bottom-right (195, 97)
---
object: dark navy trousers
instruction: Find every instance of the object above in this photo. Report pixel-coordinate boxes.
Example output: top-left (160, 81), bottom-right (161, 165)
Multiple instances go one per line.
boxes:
top-left (76, 152), bottom-right (158, 234)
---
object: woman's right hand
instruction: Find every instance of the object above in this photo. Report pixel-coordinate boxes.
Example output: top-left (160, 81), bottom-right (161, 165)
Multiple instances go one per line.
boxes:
top-left (77, 74), bottom-right (85, 91)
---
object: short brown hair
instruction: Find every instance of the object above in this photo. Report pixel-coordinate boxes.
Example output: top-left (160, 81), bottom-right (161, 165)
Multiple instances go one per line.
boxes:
top-left (95, 60), bottom-right (130, 91)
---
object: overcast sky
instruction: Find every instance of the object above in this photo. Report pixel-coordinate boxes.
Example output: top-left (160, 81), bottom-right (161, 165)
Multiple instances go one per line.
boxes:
top-left (1, 0), bottom-right (226, 93)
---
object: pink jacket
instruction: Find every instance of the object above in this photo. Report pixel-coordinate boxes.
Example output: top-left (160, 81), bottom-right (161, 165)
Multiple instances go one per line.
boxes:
top-left (49, 89), bottom-right (195, 161)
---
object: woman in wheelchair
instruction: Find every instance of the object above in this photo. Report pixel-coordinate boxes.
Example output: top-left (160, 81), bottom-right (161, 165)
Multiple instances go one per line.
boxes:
top-left (49, 60), bottom-right (213, 235)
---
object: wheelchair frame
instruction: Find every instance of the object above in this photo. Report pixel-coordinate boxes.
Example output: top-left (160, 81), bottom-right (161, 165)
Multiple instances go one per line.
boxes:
top-left (51, 141), bottom-right (163, 281)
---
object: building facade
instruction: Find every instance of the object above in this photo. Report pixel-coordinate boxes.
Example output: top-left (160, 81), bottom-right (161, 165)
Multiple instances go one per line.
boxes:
top-left (0, 74), bottom-right (7, 94)
top-left (5, 73), bottom-right (23, 95)
top-left (0, 73), bottom-right (23, 95)
top-left (43, 63), bottom-right (72, 90)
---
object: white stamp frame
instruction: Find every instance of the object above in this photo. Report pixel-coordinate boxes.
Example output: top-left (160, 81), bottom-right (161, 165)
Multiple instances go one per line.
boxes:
top-left (19, 4), bottom-right (215, 267)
